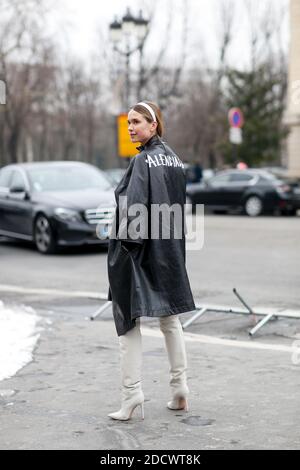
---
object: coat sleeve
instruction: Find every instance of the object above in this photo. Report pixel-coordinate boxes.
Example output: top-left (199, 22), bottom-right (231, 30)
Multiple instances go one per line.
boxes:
top-left (117, 154), bottom-right (149, 246)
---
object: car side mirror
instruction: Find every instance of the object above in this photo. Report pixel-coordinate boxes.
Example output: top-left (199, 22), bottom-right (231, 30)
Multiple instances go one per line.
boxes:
top-left (9, 185), bottom-right (29, 199)
top-left (10, 185), bottom-right (26, 193)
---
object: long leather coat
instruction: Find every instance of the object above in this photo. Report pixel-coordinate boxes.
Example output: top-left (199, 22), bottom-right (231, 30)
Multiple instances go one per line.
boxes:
top-left (107, 134), bottom-right (196, 336)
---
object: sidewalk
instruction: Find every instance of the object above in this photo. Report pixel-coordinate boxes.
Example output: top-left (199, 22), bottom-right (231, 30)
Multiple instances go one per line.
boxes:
top-left (0, 302), bottom-right (299, 450)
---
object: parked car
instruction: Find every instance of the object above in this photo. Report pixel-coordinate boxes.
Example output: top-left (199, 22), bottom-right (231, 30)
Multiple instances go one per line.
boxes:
top-left (260, 166), bottom-right (300, 190)
top-left (104, 168), bottom-right (126, 188)
top-left (186, 169), bottom-right (300, 216)
top-left (184, 163), bottom-right (215, 184)
top-left (0, 161), bottom-right (116, 254)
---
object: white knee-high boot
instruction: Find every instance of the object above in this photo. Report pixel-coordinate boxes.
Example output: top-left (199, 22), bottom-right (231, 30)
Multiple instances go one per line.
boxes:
top-left (108, 319), bottom-right (144, 420)
top-left (159, 315), bottom-right (189, 411)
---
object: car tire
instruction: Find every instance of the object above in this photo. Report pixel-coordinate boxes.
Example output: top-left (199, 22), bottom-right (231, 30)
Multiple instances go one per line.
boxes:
top-left (34, 215), bottom-right (57, 254)
top-left (244, 196), bottom-right (263, 217)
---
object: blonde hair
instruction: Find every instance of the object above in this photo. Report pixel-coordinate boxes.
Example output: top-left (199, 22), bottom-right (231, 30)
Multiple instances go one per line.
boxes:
top-left (132, 101), bottom-right (164, 137)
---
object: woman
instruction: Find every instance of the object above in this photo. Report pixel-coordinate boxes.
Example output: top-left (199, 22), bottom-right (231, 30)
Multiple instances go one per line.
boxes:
top-left (107, 101), bottom-right (196, 421)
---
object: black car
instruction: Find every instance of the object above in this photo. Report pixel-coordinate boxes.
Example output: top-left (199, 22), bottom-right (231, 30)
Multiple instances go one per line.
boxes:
top-left (0, 161), bottom-right (116, 254)
top-left (186, 169), bottom-right (300, 216)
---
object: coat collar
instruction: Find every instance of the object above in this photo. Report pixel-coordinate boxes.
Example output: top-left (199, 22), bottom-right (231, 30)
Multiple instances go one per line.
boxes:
top-left (136, 134), bottom-right (162, 152)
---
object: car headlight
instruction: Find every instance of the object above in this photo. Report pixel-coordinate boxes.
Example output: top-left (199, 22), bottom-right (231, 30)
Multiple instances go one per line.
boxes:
top-left (54, 207), bottom-right (82, 222)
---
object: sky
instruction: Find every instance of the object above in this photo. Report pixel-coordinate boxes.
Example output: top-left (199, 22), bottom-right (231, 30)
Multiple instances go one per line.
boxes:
top-left (54, 0), bottom-right (290, 70)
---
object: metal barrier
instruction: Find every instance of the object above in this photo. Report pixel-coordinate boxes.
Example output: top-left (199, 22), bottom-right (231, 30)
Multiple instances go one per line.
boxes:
top-left (182, 288), bottom-right (300, 336)
top-left (91, 288), bottom-right (300, 337)
top-left (90, 301), bottom-right (111, 321)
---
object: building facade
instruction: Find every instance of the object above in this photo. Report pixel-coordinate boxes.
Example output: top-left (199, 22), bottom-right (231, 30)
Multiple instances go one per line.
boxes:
top-left (286, 0), bottom-right (300, 177)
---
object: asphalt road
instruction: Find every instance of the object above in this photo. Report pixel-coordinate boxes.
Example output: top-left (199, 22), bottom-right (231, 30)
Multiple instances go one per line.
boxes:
top-left (0, 213), bottom-right (299, 310)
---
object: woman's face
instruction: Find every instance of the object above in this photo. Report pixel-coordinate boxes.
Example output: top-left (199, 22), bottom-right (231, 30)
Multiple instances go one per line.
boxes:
top-left (127, 109), bottom-right (157, 145)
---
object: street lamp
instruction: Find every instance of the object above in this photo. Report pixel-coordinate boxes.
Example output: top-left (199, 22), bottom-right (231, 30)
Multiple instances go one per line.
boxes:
top-left (122, 8), bottom-right (136, 34)
top-left (109, 7), bottom-right (149, 110)
top-left (135, 10), bottom-right (149, 40)
top-left (109, 17), bottom-right (122, 43)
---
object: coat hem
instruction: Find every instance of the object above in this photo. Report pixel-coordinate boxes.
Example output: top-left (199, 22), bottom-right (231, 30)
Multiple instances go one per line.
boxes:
top-left (132, 302), bottom-right (196, 319)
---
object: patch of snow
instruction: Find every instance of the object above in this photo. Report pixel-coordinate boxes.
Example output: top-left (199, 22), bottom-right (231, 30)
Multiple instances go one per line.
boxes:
top-left (0, 300), bottom-right (42, 382)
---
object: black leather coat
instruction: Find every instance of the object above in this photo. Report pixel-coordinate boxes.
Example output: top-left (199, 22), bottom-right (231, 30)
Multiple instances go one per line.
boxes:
top-left (107, 135), bottom-right (196, 336)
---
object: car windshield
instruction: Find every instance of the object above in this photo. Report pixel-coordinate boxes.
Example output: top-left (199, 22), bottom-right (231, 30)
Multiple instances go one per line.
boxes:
top-left (106, 169), bottom-right (126, 184)
top-left (27, 165), bottom-right (112, 192)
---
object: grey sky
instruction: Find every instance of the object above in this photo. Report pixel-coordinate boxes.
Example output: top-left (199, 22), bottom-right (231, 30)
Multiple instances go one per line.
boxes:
top-left (58, 0), bottom-right (289, 70)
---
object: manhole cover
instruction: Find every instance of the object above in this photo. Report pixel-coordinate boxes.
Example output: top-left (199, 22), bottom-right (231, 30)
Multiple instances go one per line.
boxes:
top-left (180, 416), bottom-right (215, 426)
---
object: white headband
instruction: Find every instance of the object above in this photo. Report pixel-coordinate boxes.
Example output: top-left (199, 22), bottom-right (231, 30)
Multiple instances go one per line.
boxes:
top-left (137, 102), bottom-right (157, 122)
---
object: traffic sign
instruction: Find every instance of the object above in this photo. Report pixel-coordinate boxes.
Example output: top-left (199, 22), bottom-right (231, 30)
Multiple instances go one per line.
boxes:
top-left (228, 108), bottom-right (244, 128)
top-left (229, 127), bottom-right (243, 144)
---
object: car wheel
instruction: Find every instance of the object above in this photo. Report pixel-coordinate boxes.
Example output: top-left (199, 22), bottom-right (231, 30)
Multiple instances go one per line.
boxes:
top-left (34, 215), bottom-right (57, 254)
top-left (244, 196), bottom-right (263, 217)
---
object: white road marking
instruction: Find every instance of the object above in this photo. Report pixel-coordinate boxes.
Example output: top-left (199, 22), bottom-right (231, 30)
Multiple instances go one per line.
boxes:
top-left (0, 284), bottom-right (105, 299)
top-left (0, 284), bottom-right (299, 354)
top-left (141, 326), bottom-right (296, 354)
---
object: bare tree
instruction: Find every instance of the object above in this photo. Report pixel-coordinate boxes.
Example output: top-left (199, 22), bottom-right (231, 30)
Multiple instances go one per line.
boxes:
top-left (215, 0), bottom-right (236, 85)
top-left (243, 0), bottom-right (288, 71)
top-left (0, 0), bottom-right (58, 164)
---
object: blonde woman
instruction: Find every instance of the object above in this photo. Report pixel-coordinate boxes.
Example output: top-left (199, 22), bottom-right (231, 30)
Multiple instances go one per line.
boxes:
top-left (107, 101), bottom-right (195, 421)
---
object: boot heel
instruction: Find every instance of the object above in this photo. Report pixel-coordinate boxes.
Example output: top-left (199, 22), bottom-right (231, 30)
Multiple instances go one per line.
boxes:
top-left (167, 396), bottom-right (189, 411)
top-left (178, 397), bottom-right (189, 412)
